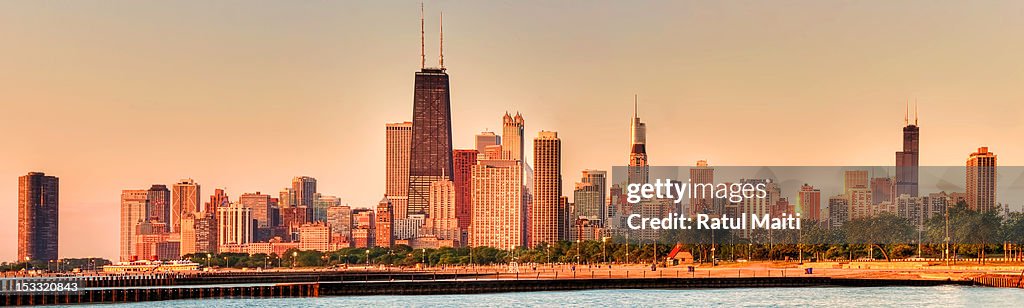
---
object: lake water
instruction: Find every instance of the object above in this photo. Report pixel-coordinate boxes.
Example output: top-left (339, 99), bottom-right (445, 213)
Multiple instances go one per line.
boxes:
top-left (104, 286), bottom-right (1023, 307)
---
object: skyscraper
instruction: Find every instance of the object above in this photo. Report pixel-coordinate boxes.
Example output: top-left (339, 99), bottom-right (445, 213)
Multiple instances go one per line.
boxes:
top-left (386, 122), bottom-right (413, 219)
top-left (217, 202), bottom-right (253, 248)
top-left (843, 170), bottom-right (869, 196)
top-left (827, 195), bottom-right (849, 229)
top-left (797, 184), bottom-right (821, 221)
top-left (147, 185), bottom-right (171, 230)
top-left (428, 179), bottom-right (459, 241)
top-left (291, 176), bottom-right (317, 219)
top-left (240, 192), bottom-right (273, 229)
top-left (628, 96), bottom-right (649, 185)
top-left (327, 205), bottom-right (353, 245)
top-left (120, 189), bottom-right (148, 261)
top-left (452, 149), bottom-right (478, 233)
top-left (408, 67), bottom-right (454, 217)
top-left (502, 112), bottom-right (525, 162)
top-left (375, 197), bottom-right (394, 248)
top-left (18, 172), bottom-right (59, 262)
top-left (573, 170), bottom-right (607, 224)
top-left (278, 188), bottom-right (294, 208)
top-left (206, 188), bottom-right (229, 213)
top-left (689, 160), bottom-right (714, 216)
top-left (171, 179), bottom-right (200, 233)
top-left (474, 131), bottom-right (500, 157)
top-left (896, 104), bottom-right (920, 197)
top-left (313, 194), bottom-right (339, 223)
top-left (471, 159), bottom-right (525, 250)
top-left (530, 131), bottom-right (561, 247)
top-left (966, 147), bottom-right (997, 212)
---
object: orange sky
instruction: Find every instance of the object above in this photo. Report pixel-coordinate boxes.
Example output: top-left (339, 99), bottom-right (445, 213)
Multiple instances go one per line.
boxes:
top-left (1, 1), bottom-right (1023, 261)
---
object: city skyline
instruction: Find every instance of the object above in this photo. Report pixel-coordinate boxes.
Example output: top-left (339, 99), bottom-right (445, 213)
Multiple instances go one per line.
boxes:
top-left (3, 1), bottom-right (1024, 261)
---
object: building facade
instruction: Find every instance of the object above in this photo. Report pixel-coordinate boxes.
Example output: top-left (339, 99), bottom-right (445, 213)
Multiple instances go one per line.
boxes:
top-left (18, 172), bottom-right (59, 262)
top-left (386, 121), bottom-right (413, 219)
top-left (530, 131), bottom-right (561, 246)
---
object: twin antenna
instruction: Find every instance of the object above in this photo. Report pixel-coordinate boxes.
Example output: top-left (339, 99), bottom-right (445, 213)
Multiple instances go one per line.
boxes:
top-left (420, 4), bottom-right (444, 70)
top-left (904, 99), bottom-right (919, 126)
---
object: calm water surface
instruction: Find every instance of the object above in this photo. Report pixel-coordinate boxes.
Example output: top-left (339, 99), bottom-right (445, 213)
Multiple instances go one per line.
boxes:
top-left (102, 286), bottom-right (1023, 307)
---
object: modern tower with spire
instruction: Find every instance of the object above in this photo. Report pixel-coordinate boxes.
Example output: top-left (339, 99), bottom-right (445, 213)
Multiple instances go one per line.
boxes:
top-left (628, 95), bottom-right (649, 185)
top-left (408, 5), bottom-right (454, 216)
top-left (895, 101), bottom-right (920, 198)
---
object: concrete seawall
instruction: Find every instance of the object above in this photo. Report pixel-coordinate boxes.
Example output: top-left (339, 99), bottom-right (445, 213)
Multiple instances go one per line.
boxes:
top-left (0, 274), bottom-right (980, 306)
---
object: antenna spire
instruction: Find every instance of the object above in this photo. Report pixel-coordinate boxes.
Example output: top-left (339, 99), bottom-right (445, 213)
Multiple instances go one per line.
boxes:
top-left (904, 99), bottom-right (909, 126)
top-left (439, 11), bottom-right (444, 69)
top-left (914, 98), bottom-right (918, 126)
top-left (420, 3), bottom-right (425, 69)
top-left (634, 94), bottom-right (638, 117)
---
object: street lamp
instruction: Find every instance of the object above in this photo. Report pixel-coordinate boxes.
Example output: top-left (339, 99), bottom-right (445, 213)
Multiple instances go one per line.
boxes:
top-left (365, 250), bottom-right (370, 267)
top-left (626, 233), bottom-right (630, 264)
top-left (206, 254), bottom-right (211, 268)
top-left (576, 239), bottom-right (581, 265)
top-left (602, 237), bottom-right (608, 265)
top-left (422, 248), bottom-right (427, 266)
top-left (292, 251), bottom-right (298, 268)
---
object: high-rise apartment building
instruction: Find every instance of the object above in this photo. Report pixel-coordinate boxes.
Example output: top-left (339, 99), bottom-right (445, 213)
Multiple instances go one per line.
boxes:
top-left (573, 170), bottom-right (607, 224)
top-left (18, 172), bottom-right (59, 262)
top-left (797, 184), bottom-right (822, 221)
top-left (843, 170), bottom-right (869, 196)
top-left (689, 160), bottom-right (714, 216)
top-left (428, 179), bottom-right (460, 241)
top-left (327, 205), bottom-right (352, 244)
top-left (386, 122), bottom-right (413, 219)
top-left (375, 197), bottom-right (394, 248)
top-left (470, 159), bottom-right (525, 250)
top-left (217, 203), bottom-right (253, 248)
top-left (530, 131), bottom-right (561, 247)
top-left (452, 149), bottom-right (477, 232)
top-left (827, 195), bottom-right (849, 229)
top-left (299, 222), bottom-right (331, 252)
top-left (966, 147), bottom-right (997, 212)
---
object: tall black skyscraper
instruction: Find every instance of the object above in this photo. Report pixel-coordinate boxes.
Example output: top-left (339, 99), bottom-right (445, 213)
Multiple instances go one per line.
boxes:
top-left (18, 172), bottom-right (59, 262)
top-left (408, 9), bottom-right (453, 216)
top-left (895, 104), bottom-right (919, 198)
top-left (408, 68), bottom-right (454, 216)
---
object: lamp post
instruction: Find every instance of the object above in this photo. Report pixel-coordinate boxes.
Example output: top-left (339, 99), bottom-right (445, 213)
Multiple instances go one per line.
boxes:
top-left (576, 239), bottom-right (581, 265)
top-left (206, 254), bottom-right (211, 268)
top-left (422, 248), bottom-right (427, 266)
top-left (602, 237), bottom-right (608, 265)
top-left (292, 251), bottom-right (298, 268)
top-left (365, 250), bottom-right (370, 268)
top-left (224, 256), bottom-right (230, 268)
top-left (545, 243), bottom-right (550, 265)
top-left (625, 233), bottom-right (630, 264)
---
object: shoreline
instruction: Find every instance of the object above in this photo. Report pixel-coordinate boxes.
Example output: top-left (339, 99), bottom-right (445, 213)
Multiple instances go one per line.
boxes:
top-left (4, 265), bottom-right (1021, 306)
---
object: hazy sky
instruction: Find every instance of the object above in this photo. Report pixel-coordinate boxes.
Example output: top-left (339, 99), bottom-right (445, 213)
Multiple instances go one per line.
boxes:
top-left (2, 1), bottom-right (1023, 261)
